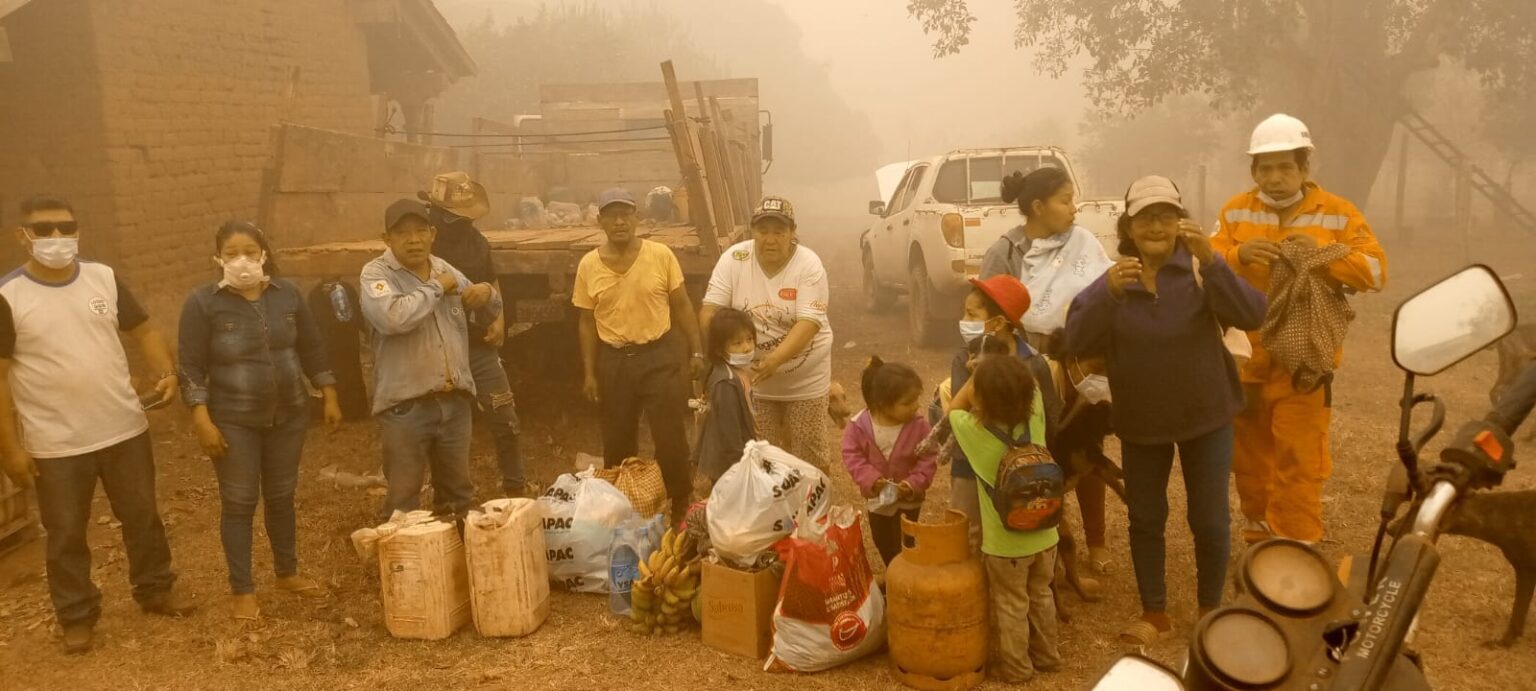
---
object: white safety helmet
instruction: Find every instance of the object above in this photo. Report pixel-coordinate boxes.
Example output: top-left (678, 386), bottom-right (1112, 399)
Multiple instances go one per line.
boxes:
top-left (1247, 114), bottom-right (1314, 156)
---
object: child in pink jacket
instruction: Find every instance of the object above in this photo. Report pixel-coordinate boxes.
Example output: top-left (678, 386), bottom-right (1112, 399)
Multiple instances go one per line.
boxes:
top-left (841, 357), bottom-right (938, 565)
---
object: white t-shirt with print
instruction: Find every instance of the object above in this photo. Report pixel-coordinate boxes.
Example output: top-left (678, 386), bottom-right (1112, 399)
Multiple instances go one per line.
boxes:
top-left (0, 262), bottom-right (149, 458)
top-left (703, 240), bottom-right (832, 401)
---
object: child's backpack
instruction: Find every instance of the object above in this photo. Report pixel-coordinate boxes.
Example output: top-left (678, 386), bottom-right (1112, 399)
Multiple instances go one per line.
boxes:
top-left (976, 425), bottom-right (1064, 532)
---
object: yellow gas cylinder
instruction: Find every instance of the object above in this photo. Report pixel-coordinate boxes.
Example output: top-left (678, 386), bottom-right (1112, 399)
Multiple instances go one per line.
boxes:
top-left (885, 509), bottom-right (988, 690)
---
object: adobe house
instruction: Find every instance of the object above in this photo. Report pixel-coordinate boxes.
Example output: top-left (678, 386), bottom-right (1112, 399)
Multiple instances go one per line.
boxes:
top-left (0, 0), bottom-right (473, 303)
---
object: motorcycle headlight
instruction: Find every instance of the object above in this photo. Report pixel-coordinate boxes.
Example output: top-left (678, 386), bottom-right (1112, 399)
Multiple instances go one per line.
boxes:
top-left (1201, 609), bottom-right (1290, 687)
top-left (1243, 539), bottom-right (1336, 616)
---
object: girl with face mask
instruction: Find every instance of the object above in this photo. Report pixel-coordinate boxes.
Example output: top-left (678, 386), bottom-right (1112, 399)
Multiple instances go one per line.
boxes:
top-left (176, 221), bottom-right (343, 621)
top-left (691, 307), bottom-right (761, 487)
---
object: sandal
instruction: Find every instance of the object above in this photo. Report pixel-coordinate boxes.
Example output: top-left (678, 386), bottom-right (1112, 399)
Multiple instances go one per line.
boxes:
top-left (1088, 546), bottom-right (1113, 575)
top-left (1118, 613), bottom-right (1173, 647)
top-left (1241, 519), bottom-right (1274, 545)
top-left (275, 575), bottom-right (327, 599)
top-left (230, 593), bottom-right (260, 621)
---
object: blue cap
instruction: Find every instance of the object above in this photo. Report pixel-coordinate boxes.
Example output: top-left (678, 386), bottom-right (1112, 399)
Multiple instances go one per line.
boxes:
top-left (597, 187), bottom-right (637, 211)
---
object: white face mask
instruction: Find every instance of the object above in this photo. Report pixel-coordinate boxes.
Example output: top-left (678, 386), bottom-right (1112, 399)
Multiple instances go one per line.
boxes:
top-left (1075, 374), bottom-right (1112, 405)
top-left (1258, 189), bottom-right (1304, 209)
top-left (30, 236), bottom-right (78, 270)
top-left (726, 351), bottom-right (754, 368)
top-left (959, 320), bottom-right (987, 342)
top-left (219, 255), bottom-right (267, 290)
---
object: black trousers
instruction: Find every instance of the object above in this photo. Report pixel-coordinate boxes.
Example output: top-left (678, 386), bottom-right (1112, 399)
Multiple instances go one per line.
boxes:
top-left (868, 507), bottom-right (921, 566)
top-left (598, 332), bottom-right (692, 507)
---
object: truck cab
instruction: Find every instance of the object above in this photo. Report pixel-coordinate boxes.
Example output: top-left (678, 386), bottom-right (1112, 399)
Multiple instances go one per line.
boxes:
top-left (859, 147), bottom-right (1121, 345)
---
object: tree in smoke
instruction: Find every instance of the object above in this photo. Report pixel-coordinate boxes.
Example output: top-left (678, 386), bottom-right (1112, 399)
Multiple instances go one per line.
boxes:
top-left (907, 0), bottom-right (1536, 208)
top-left (1077, 95), bottom-right (1224, 198)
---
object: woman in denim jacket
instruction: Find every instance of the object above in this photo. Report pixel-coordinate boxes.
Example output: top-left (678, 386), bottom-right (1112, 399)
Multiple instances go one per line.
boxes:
top-left (178, 221), bottom-right (341, 620)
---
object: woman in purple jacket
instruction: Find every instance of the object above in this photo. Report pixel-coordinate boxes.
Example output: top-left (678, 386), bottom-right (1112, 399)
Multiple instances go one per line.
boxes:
top-left (1064, 176), bottom-right (1267, 646)
top-left (841, 357), bottom-right (937, 565)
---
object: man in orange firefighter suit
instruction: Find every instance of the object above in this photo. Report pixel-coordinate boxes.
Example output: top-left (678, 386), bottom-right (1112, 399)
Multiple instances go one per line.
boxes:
top-left (1212, 114), bottom-right (1388, 545)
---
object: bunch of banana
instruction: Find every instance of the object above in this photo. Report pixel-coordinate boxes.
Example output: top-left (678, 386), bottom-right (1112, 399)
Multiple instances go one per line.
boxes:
top-left (626, 526), bottom-right (703, 635)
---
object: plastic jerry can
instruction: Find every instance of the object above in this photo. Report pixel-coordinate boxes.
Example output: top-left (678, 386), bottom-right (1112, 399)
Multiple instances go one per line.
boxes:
top-left (378, 520), bottom-right (472, 640)
top-left (464, 498), bottom-right (551, 637)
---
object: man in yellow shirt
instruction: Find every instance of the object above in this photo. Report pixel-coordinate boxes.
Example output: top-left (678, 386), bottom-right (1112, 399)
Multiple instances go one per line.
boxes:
top-left (1211, 114), bottom-right (1388, 545)
top-left (573, 188), bottom-right (705, 521)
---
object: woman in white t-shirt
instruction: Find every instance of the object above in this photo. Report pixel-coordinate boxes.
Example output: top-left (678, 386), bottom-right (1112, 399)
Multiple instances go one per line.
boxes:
top-left (700, 195), bottom-right (834, 469)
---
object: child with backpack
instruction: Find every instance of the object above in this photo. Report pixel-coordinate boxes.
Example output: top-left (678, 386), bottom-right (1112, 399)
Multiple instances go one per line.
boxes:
top-left (692, 308), bottom-right (760, 488)
top-left (841, 357), bottom-right (937, 565)
top-left (949, 354), bottom-right (1061, 684)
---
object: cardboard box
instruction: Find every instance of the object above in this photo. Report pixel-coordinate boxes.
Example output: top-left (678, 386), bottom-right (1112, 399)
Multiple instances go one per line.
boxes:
top-left (701, 561), bottom-right (780, 659)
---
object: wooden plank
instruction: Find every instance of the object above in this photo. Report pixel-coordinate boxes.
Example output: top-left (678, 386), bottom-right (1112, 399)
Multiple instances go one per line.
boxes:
top-left (662, 61), bottom-right (718, 255)
top-left (274, 125), bottom-right (465, 193)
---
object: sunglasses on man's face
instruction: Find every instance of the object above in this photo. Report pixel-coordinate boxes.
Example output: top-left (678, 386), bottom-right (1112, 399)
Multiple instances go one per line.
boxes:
top-left (25, 221), bottom-right (79, 237)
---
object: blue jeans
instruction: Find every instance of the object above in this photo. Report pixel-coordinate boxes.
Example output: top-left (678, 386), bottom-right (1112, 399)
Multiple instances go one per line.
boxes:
top-left (1121, 424), bottom-right (1234, 612)
top-left (34, 432), bottom-right (176, 625)
top-left (213, 411), bottom-right (309, 594)
top-left (376, 392), bottom-right (475, 522)
top-left (468, 341), bottom-right (525, 490)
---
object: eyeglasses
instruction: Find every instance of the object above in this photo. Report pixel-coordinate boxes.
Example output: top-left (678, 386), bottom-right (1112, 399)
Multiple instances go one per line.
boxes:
top-left (26, 221), bottom-right (79, 237)
top-left (1132, 210), bottom-right (1182, 227)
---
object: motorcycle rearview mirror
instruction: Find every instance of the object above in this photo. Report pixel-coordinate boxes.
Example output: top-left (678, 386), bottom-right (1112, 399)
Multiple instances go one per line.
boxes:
top-left (1090, 655), bottom-right (1187, 690)
top-left (1392, 264), bottom-right (1517, 377)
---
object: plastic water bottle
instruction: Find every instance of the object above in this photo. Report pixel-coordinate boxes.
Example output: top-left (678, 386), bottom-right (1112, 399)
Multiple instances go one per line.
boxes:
top-left (328, 282), bottom-right (352, 323)
top-left (609, 524), bottom-right (641, 616)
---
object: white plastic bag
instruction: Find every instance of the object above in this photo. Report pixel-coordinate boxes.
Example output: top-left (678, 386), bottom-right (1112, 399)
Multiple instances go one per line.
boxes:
top-left (766, 506), bottom-right (887, 673)
top-left (707, 440), bottom-right (831, 568)
top-left (537, 469), bottom-right (635, 593)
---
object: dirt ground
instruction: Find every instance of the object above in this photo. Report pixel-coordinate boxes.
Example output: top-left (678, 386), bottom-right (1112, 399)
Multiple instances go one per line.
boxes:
top-left (0, 215), bottom-right (1533, 690)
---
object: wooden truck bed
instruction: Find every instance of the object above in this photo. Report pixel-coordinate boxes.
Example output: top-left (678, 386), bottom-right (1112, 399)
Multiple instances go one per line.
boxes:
top-left (277, 223), bottom-right (714, 279)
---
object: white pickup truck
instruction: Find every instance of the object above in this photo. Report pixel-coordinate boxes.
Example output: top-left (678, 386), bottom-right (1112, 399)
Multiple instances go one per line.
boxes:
top-left (859, 147), bottom-right (1122, 345)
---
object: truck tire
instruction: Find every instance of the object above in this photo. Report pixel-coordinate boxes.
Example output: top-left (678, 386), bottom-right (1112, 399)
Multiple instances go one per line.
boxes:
top-left (907, 259), bottom-right (949, 348)
top-left (862, 248), bottom-right (896, 313)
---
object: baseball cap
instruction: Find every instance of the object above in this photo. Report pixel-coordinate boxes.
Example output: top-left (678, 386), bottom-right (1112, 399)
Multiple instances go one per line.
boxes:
top-left (751, 195), bottom-right (796, 226)
top-left (384, 198), bottom-right (431, 231)
top-left (1125, 175), bottom-right (1186, 217)
top-left (597, 187), bottom-right (638, 211)
top-left (968, 275), bottom-right (1031, 328)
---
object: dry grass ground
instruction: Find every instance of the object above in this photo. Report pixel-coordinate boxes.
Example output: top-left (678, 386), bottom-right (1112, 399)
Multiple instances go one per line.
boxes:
top-left (0, 220), bottom-right (1531, 690)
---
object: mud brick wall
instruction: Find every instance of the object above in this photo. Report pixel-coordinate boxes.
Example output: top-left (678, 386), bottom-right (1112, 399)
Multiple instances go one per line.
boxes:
top-left (0, 0), bottom-right (116, 270)
top-left (87, 0), bottom-right (377, 296)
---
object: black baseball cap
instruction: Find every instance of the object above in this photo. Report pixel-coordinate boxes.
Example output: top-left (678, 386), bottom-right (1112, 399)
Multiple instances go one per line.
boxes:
top-left (384, 199), bottom-right (432, 231)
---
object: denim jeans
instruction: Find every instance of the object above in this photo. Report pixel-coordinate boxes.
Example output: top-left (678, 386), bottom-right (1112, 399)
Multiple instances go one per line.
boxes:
top-left (34, 432), bottom-right (176, 626)
top-left (1121, 424), bottom-right (1234, 612)
top-left (468, 340), bottom-right (525, 490)
top-left (376, 392), bottom-right (475, 522)
top-left (213, 411), bottom-right (309, 594)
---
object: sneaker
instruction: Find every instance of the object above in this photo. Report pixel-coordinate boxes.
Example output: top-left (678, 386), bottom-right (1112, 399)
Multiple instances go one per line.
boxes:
top-left (275, 574), bottom-right (327, 599)
top-left (61, 621), bottom-right (94, 655)
top-left (140, 586), bottom-right (197, 617)
top-left (230, 593), bottom-right (260, 621)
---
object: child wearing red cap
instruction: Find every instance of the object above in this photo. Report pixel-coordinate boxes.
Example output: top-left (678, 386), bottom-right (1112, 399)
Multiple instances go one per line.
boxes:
top-left (927, 274), bottom-right (1035, 552)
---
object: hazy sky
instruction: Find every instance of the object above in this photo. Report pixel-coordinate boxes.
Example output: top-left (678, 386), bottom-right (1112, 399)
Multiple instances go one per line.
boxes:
top-left (762, 0), bottom-right (1087, 161)
top-left (436, 0), bottom-right (1089, 166)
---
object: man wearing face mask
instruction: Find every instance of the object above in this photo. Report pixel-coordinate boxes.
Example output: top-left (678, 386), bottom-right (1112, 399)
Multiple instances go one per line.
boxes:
top-left (1212, 114), bottom-right (1388, 545)
top-left (0, 195), bottom-right (192, 654)
top-left (420, 171), bottom-right (532, 499)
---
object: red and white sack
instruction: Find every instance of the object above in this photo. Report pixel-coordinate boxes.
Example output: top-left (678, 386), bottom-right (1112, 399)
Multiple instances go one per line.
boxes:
top-left (765, 506), bottom-right (887, 673)
top-left (707, 440), bottom-right (830, 568)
